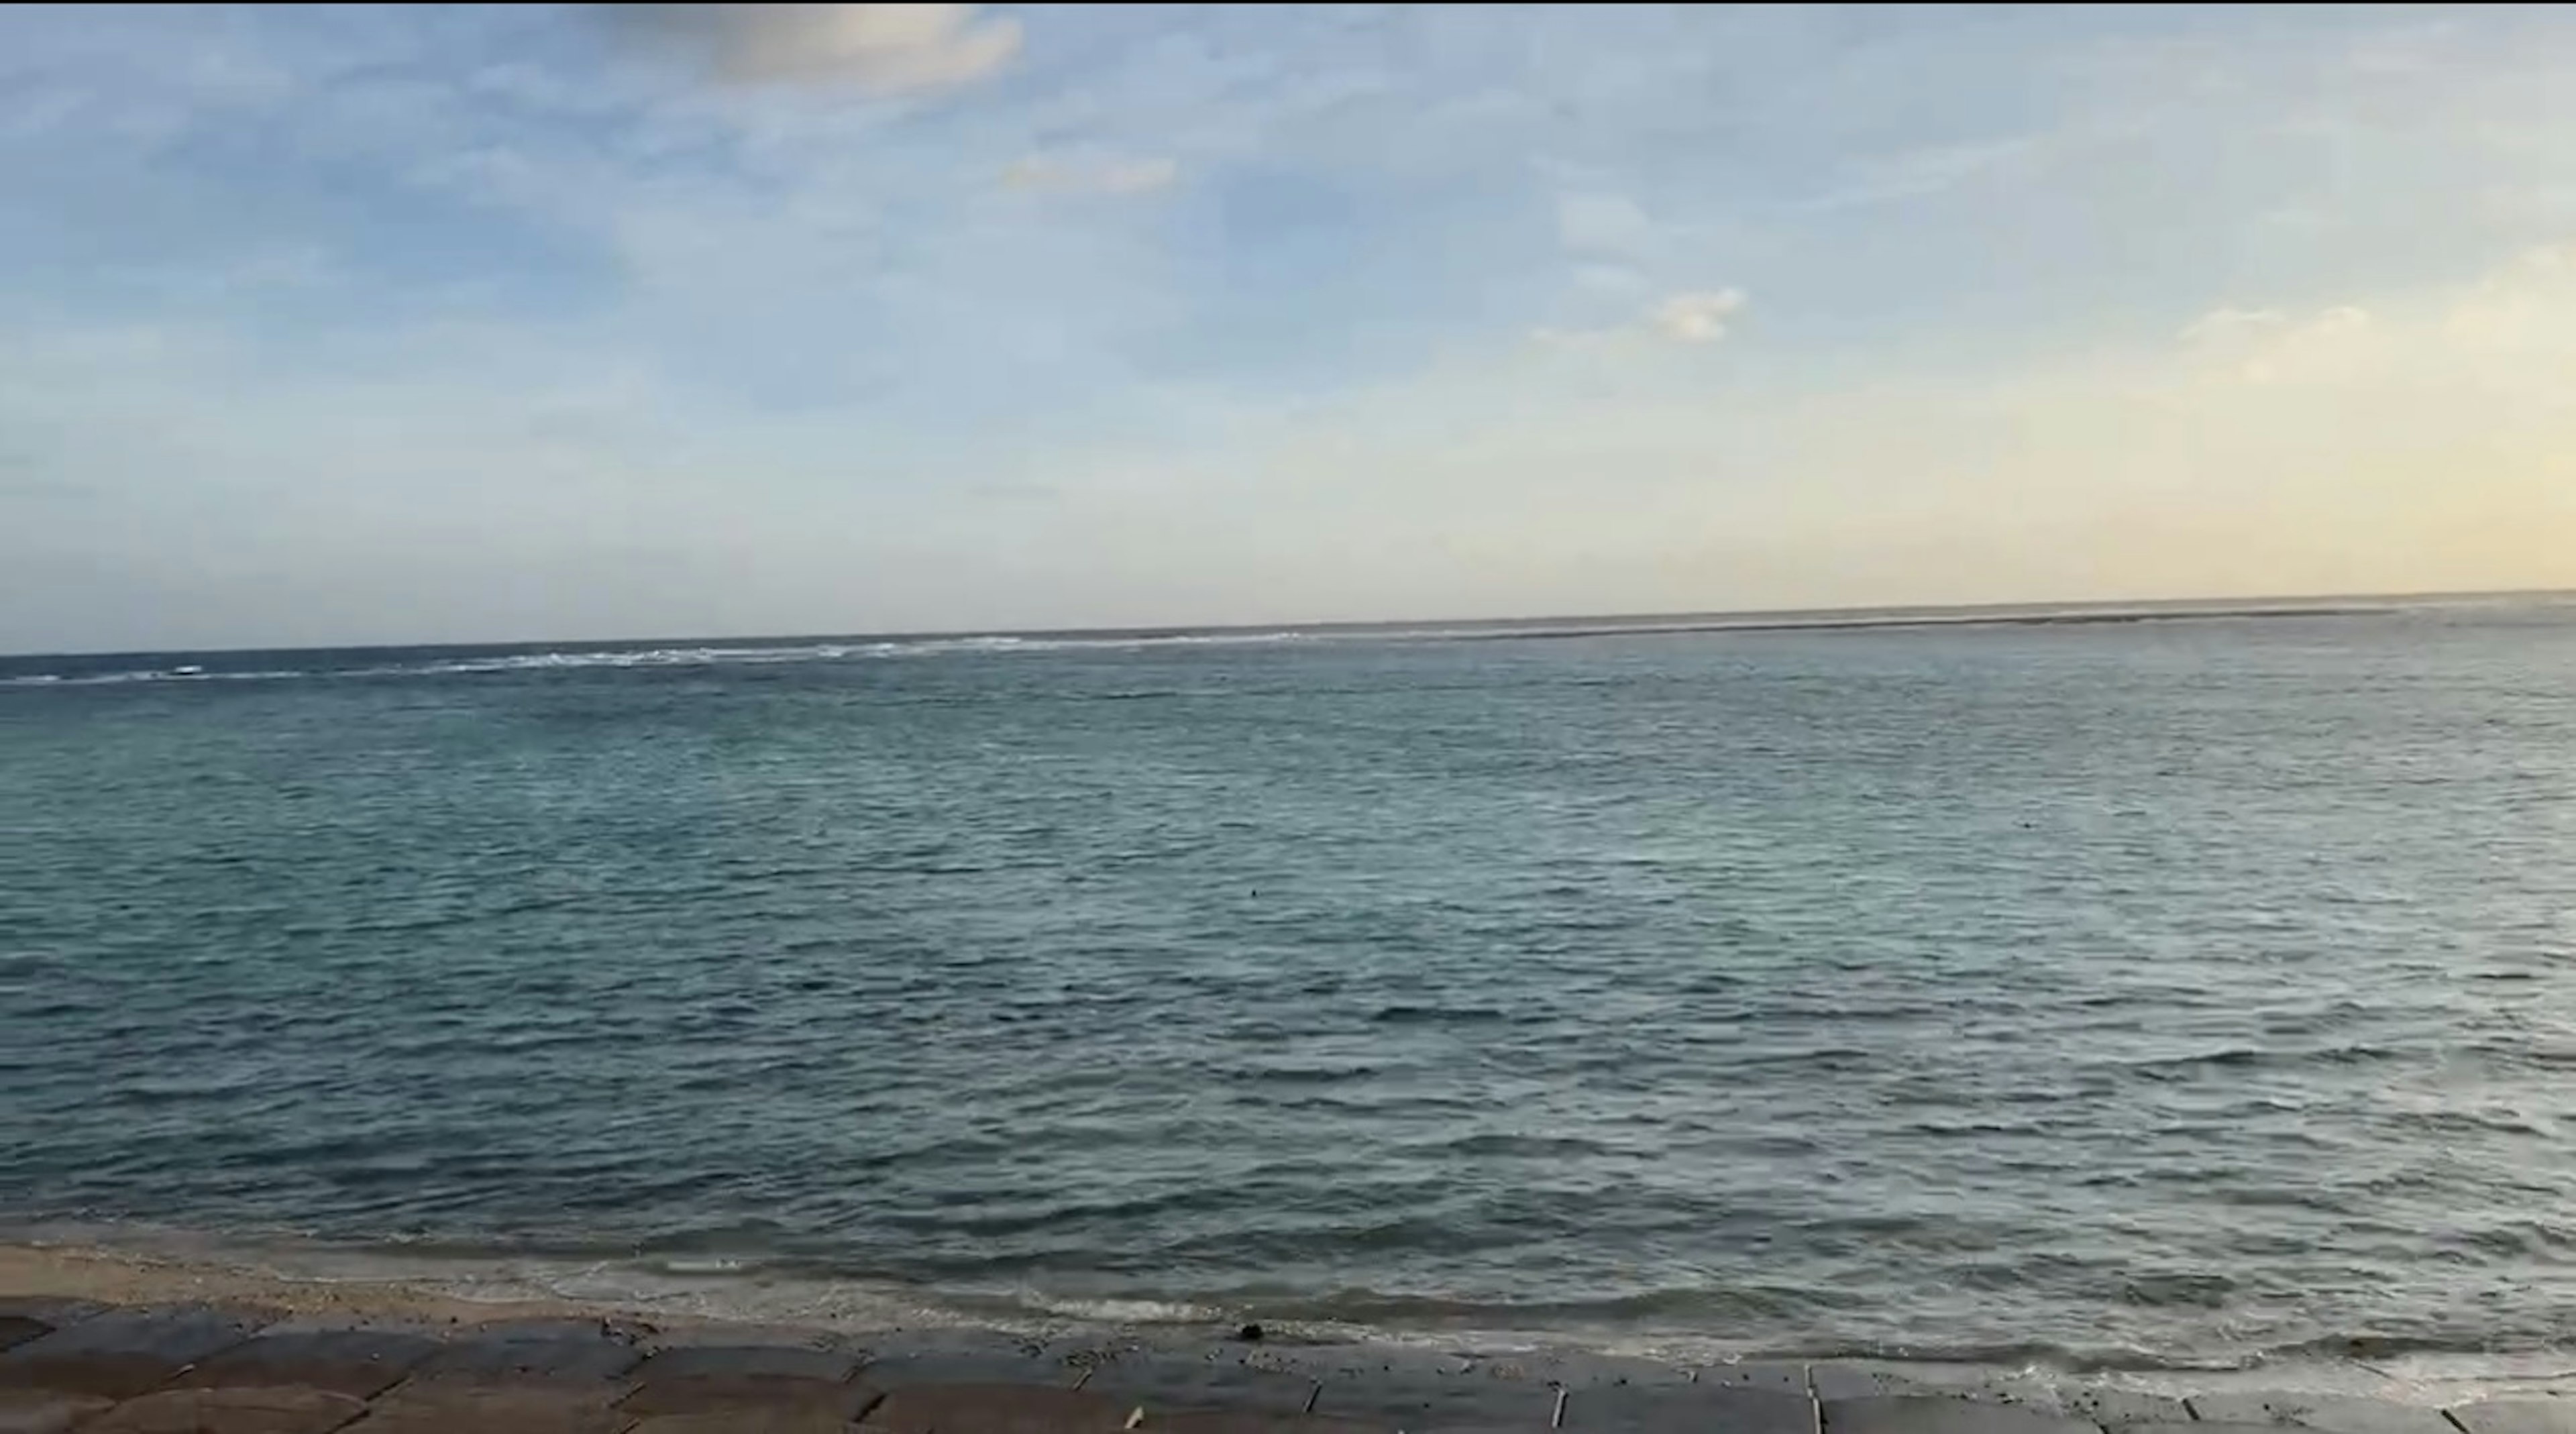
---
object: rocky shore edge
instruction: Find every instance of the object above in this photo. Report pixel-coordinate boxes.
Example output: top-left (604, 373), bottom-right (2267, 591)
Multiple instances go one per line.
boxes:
top-left (4, 1243), bottom-right (2573, 1434)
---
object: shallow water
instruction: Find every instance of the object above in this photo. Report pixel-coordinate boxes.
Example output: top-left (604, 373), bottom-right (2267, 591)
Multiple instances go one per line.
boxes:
top-left (4, 598), bottom-right (2574, 1372)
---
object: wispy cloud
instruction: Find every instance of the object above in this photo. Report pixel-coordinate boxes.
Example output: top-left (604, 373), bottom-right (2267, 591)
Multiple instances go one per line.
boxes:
top-left (1534, 290), bottom-right (1746, 348)
top-left (2180, 304), bottom-right (2379, 383)
top-left (606, 3), bottom-right (1022, 92)
top-left (1790, 134), bottom-right (2053, 213)
top-left (1001, 154), bottom-right (1178, 197)
top-left (1650, 290), bottom-right (1746, 344)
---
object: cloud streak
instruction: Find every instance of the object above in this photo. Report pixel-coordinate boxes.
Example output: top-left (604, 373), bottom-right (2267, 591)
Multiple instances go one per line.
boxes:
top-left (2180, 304), bottom-right (2379, 382)
top-left (1650, 290), bottom-right (1746, 343)
top-left (607, 3), bottom-right (1021, 92)
top-left (1001, 154), bottom-right (1179, 196)
top-left (1534, 290), bottom-right (1746, 348)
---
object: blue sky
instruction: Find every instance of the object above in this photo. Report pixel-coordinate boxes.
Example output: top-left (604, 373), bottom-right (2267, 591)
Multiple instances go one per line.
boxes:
top-left (4, 4), bottom-right (2574, 651)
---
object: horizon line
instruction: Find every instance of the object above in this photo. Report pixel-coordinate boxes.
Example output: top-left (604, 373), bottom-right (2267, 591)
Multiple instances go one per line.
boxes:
top-left (9, 585), bottom-right (2571, 664)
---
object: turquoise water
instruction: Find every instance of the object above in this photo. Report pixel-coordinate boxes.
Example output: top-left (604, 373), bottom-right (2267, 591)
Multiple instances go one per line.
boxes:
top-left (4, 598), bottom-right (2574, 1369)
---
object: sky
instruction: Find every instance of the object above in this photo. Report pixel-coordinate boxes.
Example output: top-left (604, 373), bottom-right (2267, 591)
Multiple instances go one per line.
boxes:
top-left (4, 3), bottom-right (2575, 652)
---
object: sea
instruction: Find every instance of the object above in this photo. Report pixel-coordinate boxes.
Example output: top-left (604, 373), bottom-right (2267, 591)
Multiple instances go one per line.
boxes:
top-left (4, 594), bottom-right (2574, 1391)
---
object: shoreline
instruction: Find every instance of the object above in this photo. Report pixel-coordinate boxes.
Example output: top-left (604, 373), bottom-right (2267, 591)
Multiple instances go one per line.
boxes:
top-left (7, 1236), bottom-right (2576, 1413)
top-left (8, 1245), bottom-right (2576, 1434)
top-left (0, 1242), bottom-right (657, 1334)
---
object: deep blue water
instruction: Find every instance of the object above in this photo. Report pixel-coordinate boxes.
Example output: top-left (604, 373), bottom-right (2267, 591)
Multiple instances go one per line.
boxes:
top-left (4, 598), bottom-right (2574, 1369)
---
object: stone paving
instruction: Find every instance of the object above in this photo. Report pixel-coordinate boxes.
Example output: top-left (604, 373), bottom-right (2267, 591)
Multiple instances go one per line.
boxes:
top-left (3, 1297), bottom-right (2573, 1434)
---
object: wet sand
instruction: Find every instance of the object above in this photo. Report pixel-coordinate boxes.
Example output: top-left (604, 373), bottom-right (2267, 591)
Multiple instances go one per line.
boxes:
top-left (0, 1243), bottom-right (616, 1329)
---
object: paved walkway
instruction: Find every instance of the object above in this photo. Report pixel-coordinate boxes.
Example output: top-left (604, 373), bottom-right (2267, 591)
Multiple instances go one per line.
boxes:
top-left (5, 1297), bottom-right (2572, 1434)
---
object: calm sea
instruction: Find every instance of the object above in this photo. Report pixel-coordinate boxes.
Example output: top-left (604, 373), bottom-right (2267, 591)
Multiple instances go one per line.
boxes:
top-left (4, 597), bottom-right (2573, 1375)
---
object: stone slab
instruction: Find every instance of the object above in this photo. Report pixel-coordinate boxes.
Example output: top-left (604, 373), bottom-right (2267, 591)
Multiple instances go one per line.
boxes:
top-left (636, 1324), bottom-right (845, 1352)
top-left (1562, 1384), bottom-right (1815, 1434)
top-left (250, 1316), bottom-right (447, 1337)
top-left (173, 1329), bottom-right (441, 1399)
top-left (861, 1382), bottom-right (1134, 1434)
top-left (1821, 1395), bottom-right (2096, 1434)
top-left (409, 1329), bottom-right (643, 1387)
top-left (1890, 1380), bottom-right (2046, 1418)
top-left (633, 1345), bottom-right (862, 1386)
top-left (858, 1352), bottom-right (1070, 1396)
top-left (0, 1329), bottom-right (44, 1361)
top-left (345, 1384), bottom-right (632, 1434)
top-left (0, 1302), bottom-right (106, 1332)
top-left (2450, 1402), bottom-right (2576, 1434)
top-left (1700, 1366), bottom-right (1811, 1396)
top-left (1044, 1338), bottom-right (1153, 1382)
top-left (2116, 1423), bottom-right (2315, 1434)
top-left (1233, 1351), bottom-right (1449, 1385)
top-left (463, 1321), bottom-right (655, 1346)
top-left (618, 1337), bottom-right (871, 1423)
top-left (1458, 1354), bottom-right (1690, 1392)
top-left (856, 1331), bottom-right (1066, 1394)
top-left (1075, 1351), bottom-right (1320, 1417)
top-left (1236, 1343), bottom-right (1558, 1416)
top-left (858, 1331), bottom-right (1054, 1365)
top-left (1301, 1360), bottom-right (1557, 1431)
top-left (0, 1388), bottom-right (116, 1434)
top-left (618, 1375), bottom-right (877, 1421)
top-left (1807, 1369), bottom-right (1929, 1403)
top-left (627, 1415), bottom-right (855, 1434)
top-left (0, 1307), bottom-right (268, 1398)
top-left (1148, 1415), bottom-right (1387, 1434)
top-left (82, 1386), bottom-right (369, 1434)
top-left (2184, 1394), bottom-right (2457, 1434)
top-left (2057, 1388), bottom-right (2192, 1427)
top-left (1869, 1377), bottom-right (2150, 1427)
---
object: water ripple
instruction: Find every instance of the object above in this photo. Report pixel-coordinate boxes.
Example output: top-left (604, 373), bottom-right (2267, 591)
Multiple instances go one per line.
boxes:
top-left (3, 604), bottom-right (2574, 1369)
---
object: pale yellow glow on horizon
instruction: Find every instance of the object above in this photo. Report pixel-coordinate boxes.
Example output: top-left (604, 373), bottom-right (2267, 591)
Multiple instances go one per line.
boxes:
top-left (1019, 242), bottom-right (2576, 621)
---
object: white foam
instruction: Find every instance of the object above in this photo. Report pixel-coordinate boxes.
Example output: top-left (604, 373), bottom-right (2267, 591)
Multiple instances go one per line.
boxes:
top-left (1016, 1294), bottom-right (1230, 1325)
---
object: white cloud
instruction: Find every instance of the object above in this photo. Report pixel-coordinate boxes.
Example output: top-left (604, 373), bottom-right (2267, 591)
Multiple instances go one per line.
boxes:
top-left (1000, 154), bottom-right (1179, 196)
top-left (1538, 288), bottom-right (1746, 348)
top-left (2176, 305), bottom-right (2288, 345)
top-left (2180, 303), bottom-right (2380, 383)
top-left (2445, 243), bottom-right (2576, 353)
top-left (1650, 289), bottom-right (1746, 343)
top-left (1792, 133), bottom-right (2053, 212)
top-left (609, 4), bottom-right (1022, 93)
